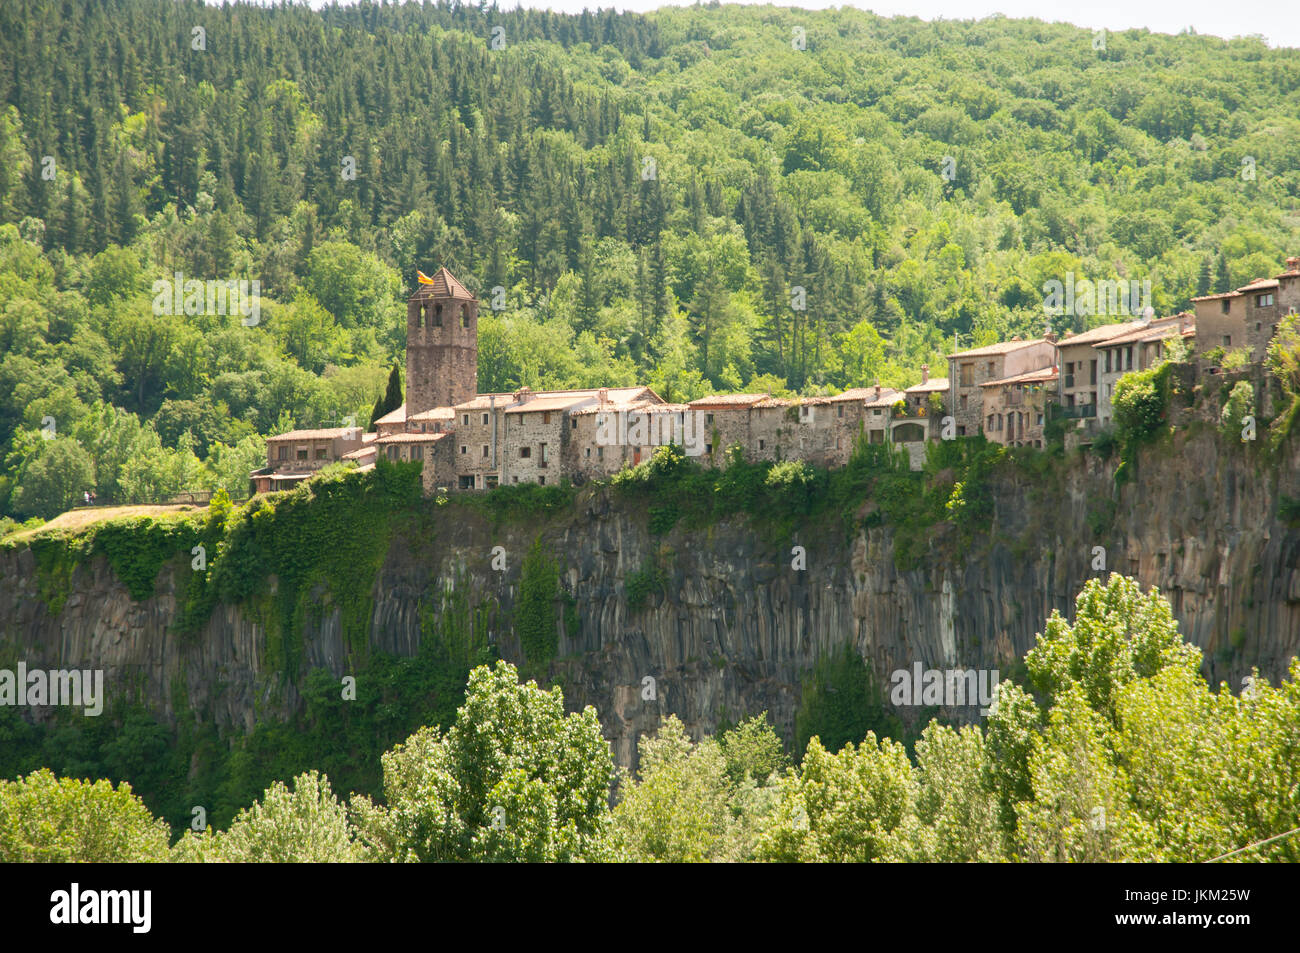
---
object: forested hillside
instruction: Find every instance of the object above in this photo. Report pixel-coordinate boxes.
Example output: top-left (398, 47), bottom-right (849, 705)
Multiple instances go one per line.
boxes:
top-left (1, 0), bottom-right (1298, 521)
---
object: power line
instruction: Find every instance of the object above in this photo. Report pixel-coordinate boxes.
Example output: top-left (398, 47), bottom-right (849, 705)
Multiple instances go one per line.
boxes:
top-left (1203, 826), bottom-right (1300, 863)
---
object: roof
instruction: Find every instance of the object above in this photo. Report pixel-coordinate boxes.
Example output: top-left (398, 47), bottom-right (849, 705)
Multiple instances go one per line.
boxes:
top-left (980, 366), bottom-right (1059, 388)
top-left (409, 267), bottom-right (475, 301)
top-left (1093, 316), bottom-right (1190, 347)
top-left (504, 394), bottom-right (596, 415)
top-left (688, 393), bottom-right (770, 408)
top-left (374, 404), bottom-right (406, 426)
top-left (341, 446), bottom-right (378, 461)
top-left (375, 432), bottom-right (449, 444)
top-left (864, 388), bottom-right (905, 408)
top-left (453, 386), bottom-right (656, 412)
top-left (267, 427), bottom-right (363, 442)
top-left (906, 378), bottom-right (949, 394)
top-left (1191, 291), bottom-right (1241, 301)
top-left (408, 407), bottom-right (455, 422)
top-left (568, 399), bottom-right (690, 417)
top-left (1237, 278), bottom-right (1279, 292)
top-left (799, 388), bottom-right (878, 406)
top-left (948, 338), bottom-right (1053, 360)
top-left (1058, 321), bottom-right (1145, 347)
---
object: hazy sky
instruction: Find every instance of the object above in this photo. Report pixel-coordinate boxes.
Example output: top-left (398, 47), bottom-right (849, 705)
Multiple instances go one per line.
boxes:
top-left (296, 0), bottom-right (1294, 48)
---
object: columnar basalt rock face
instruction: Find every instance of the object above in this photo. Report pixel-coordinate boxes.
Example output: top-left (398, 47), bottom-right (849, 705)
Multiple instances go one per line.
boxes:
top-left (3, 431), bottom-right (1298, 768)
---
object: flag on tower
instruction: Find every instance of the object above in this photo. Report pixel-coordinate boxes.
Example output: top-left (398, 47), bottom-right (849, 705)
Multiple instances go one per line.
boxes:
top-left (417, 270), bottom-right (435, 285)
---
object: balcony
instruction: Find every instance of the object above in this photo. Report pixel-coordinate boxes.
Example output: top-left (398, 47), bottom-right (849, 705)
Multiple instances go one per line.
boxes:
top-left (1052, 404), bottom-right (1097, 420)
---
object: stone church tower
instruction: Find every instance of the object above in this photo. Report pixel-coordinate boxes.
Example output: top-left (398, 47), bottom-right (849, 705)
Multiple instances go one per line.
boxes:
top-left (406, 267), bottom-right (478, 415)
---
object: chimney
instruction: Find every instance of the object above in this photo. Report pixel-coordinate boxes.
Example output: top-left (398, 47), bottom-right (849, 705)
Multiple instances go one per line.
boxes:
top-left (920, 364), bottom-right (929, 384)
top-left (514, 385), bottom-right (531, 404)
top-left (1287, 256), bottom-right (1300, 273)
top-left (1044, 331), bottom-right (1057, 343)
top-left (598, 387), bottom-right (609, 407)
top-left (874, 380), bottom-right (881, 399)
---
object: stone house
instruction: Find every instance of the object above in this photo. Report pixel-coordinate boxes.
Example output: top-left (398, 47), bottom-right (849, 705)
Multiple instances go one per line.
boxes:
top-left (947, 338), bottom-right (1056, 437)
top-left (1055, 321), bottom-right (1142, 424)
top-left (863, 385), bottom-right (903, 444)
top-left (980, 366), bottom-right (1058, 448)
top-left (253, 427), bottom-right (370, 493)
top-left (375, 431), bottom-right (456, 493)
top-left (567, 399), bottom-right (692, 481)
top-left (687, 394), bottom-right (771, 466)
top-left (1192, 256), bottom-right (1300, 364)
top-left (1094, 314), bottom-right (1194, 427)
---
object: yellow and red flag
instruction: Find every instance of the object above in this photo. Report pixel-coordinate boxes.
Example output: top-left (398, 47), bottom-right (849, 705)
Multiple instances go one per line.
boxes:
top-left (416, 269), bottom-right (435, 285)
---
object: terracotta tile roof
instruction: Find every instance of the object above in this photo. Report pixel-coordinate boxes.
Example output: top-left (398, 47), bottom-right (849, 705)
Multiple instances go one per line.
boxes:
top-left (906, 378), bottom-right (949, 394)
top-left (454, 386), bottom-right (656, 412)
top-left (947, 338), bottom-right (1053, 359)
top-left (409, 267), bottom-right (475, 300)
top-left (1093, 315), bottom-right (1189, 347)
top-left (980, 366), bottom-right (1059, 387)
top-left (752, 397), bottom-right (794, 409)
top-left (268, 427), bottom-right (364, 442)
top-left (1237, 278), bottom-right (1279, 292)
top-left (568, 399), bottom-right (689, 416)
top-left (688, 393), bottom-right (770, 408)
top-left (504, 394), bottom-right (597, 414)
top-left (1191, 291), bottom-right (1241, 301)
top-left (373, 404), bottom-right (406, 426)
top-left (864, 388), bottom-right (904, 408)
top-left (375, 432), bottom-right (449, 444)
top-left (1058, 321), bottom-right (1145, 347)
top-left (408, 407), bottom-right (455, 422)
top-left (341, 446), bottom-right (377, 461)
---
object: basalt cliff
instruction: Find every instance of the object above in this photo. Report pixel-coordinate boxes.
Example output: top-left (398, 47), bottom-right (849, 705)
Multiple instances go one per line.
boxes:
top-left (2, 428), bottom-right (1298, 769)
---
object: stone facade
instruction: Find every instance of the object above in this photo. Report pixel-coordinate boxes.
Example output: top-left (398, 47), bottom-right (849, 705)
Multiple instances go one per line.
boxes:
top-left (980, 367), bottom-right (1058, 447)
top-left (1193, 257), bottom-right (1300, 365)
top-left (1094, 314), bottom-right (1193, 426)
top-left (947, 338), bottom-right (1056, 438)
top-left (406, 268), bottom-right (478, 416)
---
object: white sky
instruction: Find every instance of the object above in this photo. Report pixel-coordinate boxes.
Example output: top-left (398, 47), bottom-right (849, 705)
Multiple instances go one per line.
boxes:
top-left (291, 0), bottom-right (1294, 48)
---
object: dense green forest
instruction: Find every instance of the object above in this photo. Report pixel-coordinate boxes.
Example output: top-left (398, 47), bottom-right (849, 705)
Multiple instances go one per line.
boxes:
top-left (1, 0), bottom-right (1299, 520)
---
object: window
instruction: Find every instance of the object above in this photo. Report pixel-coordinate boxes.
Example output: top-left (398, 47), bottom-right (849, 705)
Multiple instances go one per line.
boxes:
top-left (460, 445), bottom-right (467, 455)
top-left (959, 395), bottom-right (967, 411)
top-left (597, 447), bottom-right (603, 459)
top-left (1222, 335), bottom-right (1232, 347)
top-left (459, 475), bottom-right (475, 490)
top-left (512, 476), bottom-right (518, 484)
top-left (1103, 351), bottom-right (1111, 373)
top-left (433, 304), bottom-right (443, 327)
top-left (539, 476), bottom-right (545, 485)
top-left (543, 412), bottom-right (551, 425)
top-left (987, 415), bottom-right (994, 431)
top-left (870, 430), bottom-right (884, 444)
top-left (759, 439), bottom-right (766, 450)
top-left (1126, 346), bottom-right (1133, 370)
top-left (1257, 293), bottom-right (1274, 307)
top-left (1221, 299), bottom-right (1230, 314)
top-left (482, 413), bottom-right (489, 425)
top-left (1090, 359), bottom-right (1097, 385)
top-left (873, 408), bottom-right (882, 416)
top-left (315, 448), bottom-right (327, 460)
top-left (462, 414), bottom-right (469, 426)
top-left (706, 413), bottom-right (714, 424)
top-left (960, 363), bottom-right (973, 387)
top-left (706, 443), bottom-right (713, 454)
top-left (520, 446), bottom-right (531, 458)
top-left (482, 445), bottom-right (489, 458)
top-left (585, 448), bottom-right (590, 458)
top-left (1036, 413), bottom-right (1044, 426)
top-left (297, 449), bottom-right (308, 461)
top-left (837, 405), bottom-right (844, 418)
top-left (278, 446), bottom-right (288, 460)
top-left (957, 426), bottom-right (966, 436)
top-left (987, 362), bottom-right (995, 377)
top-left (461, 304), bottom-right (470, 328)
top-left (1256, 323), bottom-right (1262, 332)
top-left (836, 437), bottom-right (843, 449)
top-left (540, 443), bottom-right (549, 467)
top-left (571, 417), bottom-right (578, 429)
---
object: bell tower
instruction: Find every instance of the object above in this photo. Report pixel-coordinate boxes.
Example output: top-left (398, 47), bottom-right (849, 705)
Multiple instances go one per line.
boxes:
top-left (406, 267), bottom-right (478, 416)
